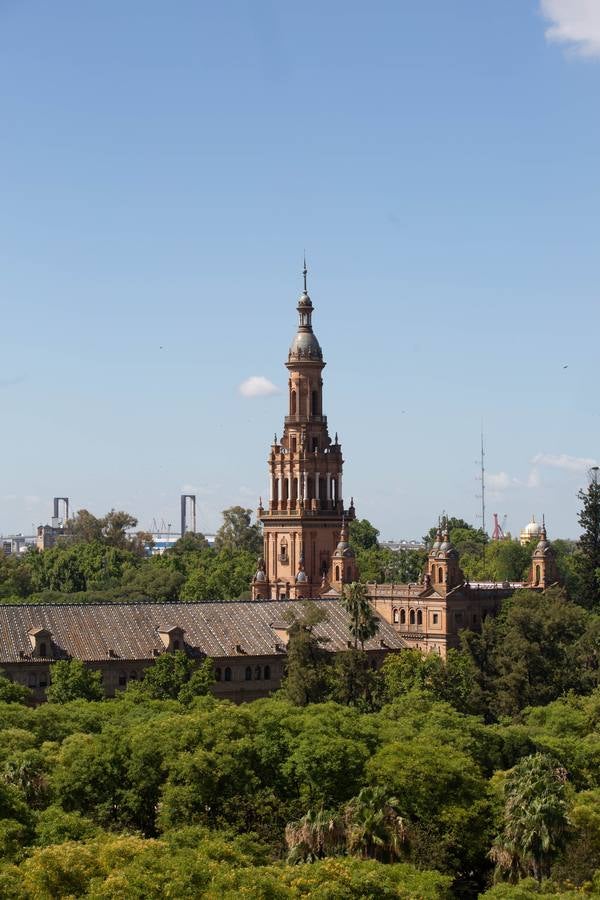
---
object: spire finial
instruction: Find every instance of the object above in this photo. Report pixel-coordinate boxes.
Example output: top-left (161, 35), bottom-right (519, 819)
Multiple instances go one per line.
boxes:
top-left (302, 253), bottom-right (308, 293)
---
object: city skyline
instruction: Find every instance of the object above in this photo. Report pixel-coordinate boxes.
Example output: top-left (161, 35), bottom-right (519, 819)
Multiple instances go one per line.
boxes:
top-left (2, 1), bottom-right (599, 539)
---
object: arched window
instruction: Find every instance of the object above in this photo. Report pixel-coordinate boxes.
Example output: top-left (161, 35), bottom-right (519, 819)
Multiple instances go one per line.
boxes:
top-left (39, 642), bottom-right (46, 657)
top-left (292, 477), bottom-right (298, 501)
top-left (335, 565), bottom-right (340, 581)
top-left (311, 390), bottom-right (318, 415)
top-left (393, 608), bottom-right (399, 623)
top-left (245, 666), bottom-right (252, 681)
top-left (224, 667), bottom-right (232, 682)
top-left (291, 390), bottom-right (297, 415)
top-left (255, 665), bottom-right (262, 680)
top-left (535, 564), bottom-right (541, 585)
top-left (264, 665), bottom-right (271, 680)
top-left (409, 610), bottom-right (415, 625)
top-left (416, 610), bottom-right (423, 626)
top-left (438, 566), bottom-right (443, 583)
top-left (400, 609), bottom-right (406, 624)
top-left (215, 667), bottom-right (222, 682)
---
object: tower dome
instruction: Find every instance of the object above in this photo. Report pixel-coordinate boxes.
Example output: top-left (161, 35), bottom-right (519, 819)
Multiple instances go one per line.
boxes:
top-left (288, 260), bottom-right (323, 361)
top-left (520, 516), bottom-right (542, 546)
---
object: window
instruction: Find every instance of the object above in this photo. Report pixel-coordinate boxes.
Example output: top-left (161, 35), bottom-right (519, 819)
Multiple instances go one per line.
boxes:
top-left (39, 643), bottom-right (47, 657)
top-left (438, 567), bottom-right (443, 583)
top-left (264, 665), bottom-right (271, 680)
top-left (535, 564), bottom-right (541, 585)
top-left (455, 612), bottom-right (463, 625)
top-left (39, 676), bottom-right (47, 688)
top-left (119, 673), bottom-right (127, 686)
top-left (215, 667), bottom-right (222, 682)
top-left (335, 565), bottom-right (340, 581)
top-left (255, 665), bottom-right (262, 680)
top-left (432, 613), bottom-right (439, 625)
top-left (28, 673), bottom-right (36, 687)
top-left (291, 390), bottom-right (297, 415)
top-left (370, 659), bottom-right (377, 670)
top-left (472, 614), bottom-right (477, 624)
top-left (311, 390), bottom-right (318, 415)
top-left (393, 608), bottom-right (399, 623)
top-left (409, 610), bottom-right (415, 625)
top-left (291, 436), bottom-right (297, 452)
top-left (312, 438), bottom-right (318, 452)
top-left (224, 667), bottom-right (232, 682)
top-left (245, 666), bottom-right (252, 681)
top-left (130, 671), bottom-right (137, 680)
top-left (400, 609), bottom-right (406, 624)
top-left (173, 640), bottom-right (180, 650)
top-left (416, 610), bottom-right (423, 626)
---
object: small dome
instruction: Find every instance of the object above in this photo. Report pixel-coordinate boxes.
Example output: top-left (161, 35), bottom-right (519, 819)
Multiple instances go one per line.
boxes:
top-left (297, 292), bottom-right (313, 309)
top-left (289, 330), bottom-right (322, 361)
top-left (524, 519), bottom-right (542, 536)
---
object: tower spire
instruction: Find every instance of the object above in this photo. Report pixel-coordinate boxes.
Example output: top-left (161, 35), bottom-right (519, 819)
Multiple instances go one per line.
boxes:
top-left (303, 253), bottom-right (308, 294)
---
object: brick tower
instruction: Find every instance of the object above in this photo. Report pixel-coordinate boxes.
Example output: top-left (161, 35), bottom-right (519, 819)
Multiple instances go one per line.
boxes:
top-left (252, 263), bottom-right (355, 600)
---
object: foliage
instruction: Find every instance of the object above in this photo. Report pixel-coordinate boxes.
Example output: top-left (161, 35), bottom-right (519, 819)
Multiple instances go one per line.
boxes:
top-left (349, 518), bottom-right (380, 551)
top-left (574, 472), bottom-right (600, 609)
top-left (0, 673), bottom-right (31, 705)
top-left (136, 652), bottom-right (215, 703)
top-left (491, 753), bottom-right (569, 883)
top-left (46, 660), bottom-right (104, 704)
top-left (341, 581), bottom-right (379, 650)
top-left (461, 588), bottom-right (600, 719)
top-left (279, 602), bottom-right (332, 706)
top-left (214, 505), bottom-right (263, 555)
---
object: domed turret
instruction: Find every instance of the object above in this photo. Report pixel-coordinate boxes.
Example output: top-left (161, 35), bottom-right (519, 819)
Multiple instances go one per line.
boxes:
top-left (520, 515), bottom-right (542, 546)
top-left (288, 258), bottom-right (323, 362)
top-left (530, 517), bottom-right (559, 588)
top-left (333, 517), bottom-right (355, 559)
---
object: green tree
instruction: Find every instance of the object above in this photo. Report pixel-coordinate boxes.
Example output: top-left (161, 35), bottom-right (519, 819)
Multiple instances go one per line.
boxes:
top-left (341, 582), bottom-right (378, 650)
top-left (574, 469), bottom-right (600, 609)
top-left (214, 506), bottom-right (262, 555)
top-left (349, 519), bottom-right (380, 551)
top-left (491, 753), bottom-right (569, 883)
top-left (280, 603), bottom-right (332, 706)
top-left (138, 651), bottom-right (214, 702)
top-left (330, 650), bottom-right (377, 710)
top-left (344, 786), bottom-right (408, 863)
top-left (46, 660), bottom-right (104, 703)
top-left (0, 672), bottom-right (31, 705)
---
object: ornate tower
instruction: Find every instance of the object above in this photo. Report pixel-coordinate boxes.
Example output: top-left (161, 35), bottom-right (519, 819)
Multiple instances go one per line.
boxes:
top-left (426, 521), bottom-right (463, 593)
top-left (530, 517), bottom-right (559, 588)
top-left (252, 263), bottom-right (355, 600)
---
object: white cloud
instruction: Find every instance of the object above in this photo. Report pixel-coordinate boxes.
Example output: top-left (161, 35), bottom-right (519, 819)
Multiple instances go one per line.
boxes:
top-left (531, 452), bottom-right (597, 473)
top-left (527, 467), bottom-right (542, 489)
top-left (239, 376), bottom-right (279, 398)
top-left (487, 471), bottom-right (512, 491)
top-left (540, 0), bottom-right (600, 57)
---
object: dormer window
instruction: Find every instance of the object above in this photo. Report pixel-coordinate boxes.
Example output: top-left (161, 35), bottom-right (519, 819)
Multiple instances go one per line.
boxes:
top-left (157, 626), bottom-right (186, 653)
top-left (27, 627), bottom-right (52, 658)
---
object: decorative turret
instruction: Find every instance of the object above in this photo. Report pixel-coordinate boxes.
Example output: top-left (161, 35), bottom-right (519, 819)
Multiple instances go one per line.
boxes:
top-left (530, 516), bottom-right (559, 588)
top-left (427, 518), bottom-right (462, 592)
top-left (330, 517), bottom-right (357, 590)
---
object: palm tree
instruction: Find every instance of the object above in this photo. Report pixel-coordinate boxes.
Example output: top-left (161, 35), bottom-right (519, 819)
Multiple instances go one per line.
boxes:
top-left (490, 753), bottom-right (569, 883)
top-left (344, 786), bottom-right (408, 862)
top-left (341, 581), bottom-right (379, 650)
top-left (285, 808), bottom-right (345, 863)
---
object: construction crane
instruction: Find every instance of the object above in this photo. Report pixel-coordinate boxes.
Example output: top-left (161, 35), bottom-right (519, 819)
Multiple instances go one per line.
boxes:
top-left (491, 513), bottom-right (507, 541)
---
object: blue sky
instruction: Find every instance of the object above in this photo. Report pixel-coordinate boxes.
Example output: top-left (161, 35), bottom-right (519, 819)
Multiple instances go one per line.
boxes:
top-left (1, 0), bottom-right (599, 540)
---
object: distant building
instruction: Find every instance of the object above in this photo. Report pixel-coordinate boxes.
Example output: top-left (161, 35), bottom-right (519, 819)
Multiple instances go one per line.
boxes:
top-left (251, 268), bottom-right (561, 659)
top-left (519, 515), bottom-right (543, 546)
top-left (0, 600), bottom-right (404, 703)
top-left (0, 534), bottom-right (35, 556)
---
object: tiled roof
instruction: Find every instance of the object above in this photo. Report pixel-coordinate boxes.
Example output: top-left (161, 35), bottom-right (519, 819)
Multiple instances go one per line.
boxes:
top-left (0, 600), bottom-right (406, 664)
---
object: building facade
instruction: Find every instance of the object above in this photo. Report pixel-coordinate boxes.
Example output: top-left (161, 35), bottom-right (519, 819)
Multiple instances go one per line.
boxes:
top-left (0, 600), bottom-right (404, 704)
